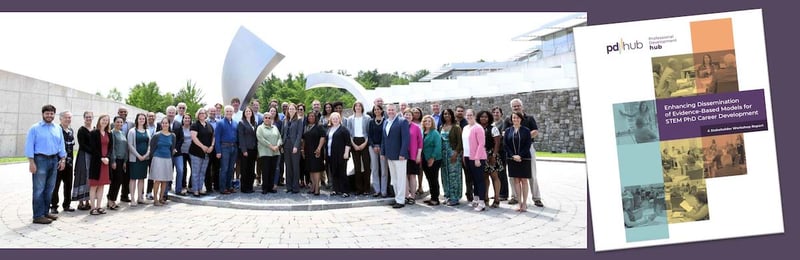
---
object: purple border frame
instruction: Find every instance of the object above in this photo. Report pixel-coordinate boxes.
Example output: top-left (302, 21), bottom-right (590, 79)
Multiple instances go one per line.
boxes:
top-left (1, 0), bottom-right (795, 259)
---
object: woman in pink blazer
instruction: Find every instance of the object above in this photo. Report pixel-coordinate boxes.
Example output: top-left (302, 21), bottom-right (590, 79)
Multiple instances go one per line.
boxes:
top-left (403, 108), bottom-right (423, 205)
top-left (461, 109), bottom-right (488, 211)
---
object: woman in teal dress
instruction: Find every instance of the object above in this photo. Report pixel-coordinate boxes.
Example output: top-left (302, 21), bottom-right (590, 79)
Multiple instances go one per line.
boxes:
top-left (127, 113), bottom-right (150, 206)
top-left (438, 109), bottom-right (463, 206)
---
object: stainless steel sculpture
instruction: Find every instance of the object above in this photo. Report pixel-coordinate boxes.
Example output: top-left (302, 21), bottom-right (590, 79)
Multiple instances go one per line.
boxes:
top-left (222, 26), bottom-right (284, 111)
top-left (305, 72), bottom-right (372, 107)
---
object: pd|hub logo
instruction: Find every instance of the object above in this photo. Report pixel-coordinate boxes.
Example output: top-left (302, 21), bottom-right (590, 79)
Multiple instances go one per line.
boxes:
top-left (606, 39), bottom-right (644, 54)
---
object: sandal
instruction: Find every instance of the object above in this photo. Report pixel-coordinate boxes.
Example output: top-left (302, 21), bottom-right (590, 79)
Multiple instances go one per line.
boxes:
top-left (89, 209), bottom-right (100, 215)
top-left (154, 201), bottom-right (163, 206)
top-left (491, 200), bottom-right (500, 208)
top-left (98, 208), bottom-right (107, 214)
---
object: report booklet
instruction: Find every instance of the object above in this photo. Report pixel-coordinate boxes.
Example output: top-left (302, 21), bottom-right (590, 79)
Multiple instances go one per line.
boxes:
top-left (574, 9), bottom-right (784, 251)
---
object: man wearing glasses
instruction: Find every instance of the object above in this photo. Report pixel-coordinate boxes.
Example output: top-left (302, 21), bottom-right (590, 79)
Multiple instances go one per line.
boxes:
top-left (175, 103), bottom-right (188, 124)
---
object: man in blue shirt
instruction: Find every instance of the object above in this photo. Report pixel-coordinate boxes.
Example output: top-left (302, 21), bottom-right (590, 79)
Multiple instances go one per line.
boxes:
top-left (25, 104), bottom-right (67, 224)
top-left (216, 105), bottom-right (239, 194)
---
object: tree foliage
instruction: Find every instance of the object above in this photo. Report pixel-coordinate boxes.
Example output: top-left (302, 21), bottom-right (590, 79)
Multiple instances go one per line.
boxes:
top-left (126, 81), bottom-right (167, 113)
top-left (175, 80), bottom-right (206, 117)
top-left (354, 69), bottom-right (430, 89)
top-left (106, 87), bottom-right (123, 102)
top-left (256, 73), bottom-right (356, 113)
top-left (254, 69), bottom-right (428, 113)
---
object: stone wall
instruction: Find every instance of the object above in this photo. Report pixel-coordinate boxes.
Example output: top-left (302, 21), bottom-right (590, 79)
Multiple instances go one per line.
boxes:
top-left (408, 88), bottom-right (584, 153)
top-left (0, 69), bottom-right (147, 157)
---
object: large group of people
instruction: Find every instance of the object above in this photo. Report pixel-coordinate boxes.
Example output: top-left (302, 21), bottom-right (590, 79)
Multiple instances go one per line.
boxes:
top-left (25, 96), bottom-right (546, 224)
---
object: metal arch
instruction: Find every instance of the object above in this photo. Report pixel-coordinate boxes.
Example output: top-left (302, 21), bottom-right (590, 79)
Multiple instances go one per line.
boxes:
top-left (305, 72), bottom-right (373, 107)
top-left (222, 26), bottom-right (285, 111)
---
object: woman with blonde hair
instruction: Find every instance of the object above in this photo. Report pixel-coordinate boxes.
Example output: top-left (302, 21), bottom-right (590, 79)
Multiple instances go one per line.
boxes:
top-left (190, 108), bottom-right (215, 196)
top-left (461, 109), bottom-right (487, 211)
top-left (421, 115), bottom-right (443, 205)
top-left (402, 108), bottom-right (423, 205)
top-left (326, 112), bottom-right (352, 197)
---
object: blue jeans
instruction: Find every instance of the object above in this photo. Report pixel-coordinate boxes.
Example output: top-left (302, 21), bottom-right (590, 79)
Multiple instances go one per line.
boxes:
top-left (219, 145), bottom-right (238, 191)
top-left (32, 155), bottom-right (58, 219)
top-left (173, 155), bottom-right (184, 193)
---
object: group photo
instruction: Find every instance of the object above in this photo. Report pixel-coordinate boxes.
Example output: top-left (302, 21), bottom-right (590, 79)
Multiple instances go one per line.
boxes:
top-left (2, 12), bottom-right (587, 248)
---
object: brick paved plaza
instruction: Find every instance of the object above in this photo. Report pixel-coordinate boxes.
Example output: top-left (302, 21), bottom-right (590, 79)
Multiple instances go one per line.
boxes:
top-left (0, 160), bottom-right (586, 248)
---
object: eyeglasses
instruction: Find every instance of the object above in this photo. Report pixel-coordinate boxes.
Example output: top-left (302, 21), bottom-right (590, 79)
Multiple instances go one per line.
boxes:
top-left (179, 107), bottom-right (186, 110)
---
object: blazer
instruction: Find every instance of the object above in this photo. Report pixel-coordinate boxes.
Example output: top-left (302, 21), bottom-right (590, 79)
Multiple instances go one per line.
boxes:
top-left (345, 114), bottom-right (372, 141)
top-left (504, 126), bottom-right (533, 160)
top-left (127, 128), bottom-right (150, 162)
top-left (380, 116), bottom-right (410, 160)
top-left (237, 120), bottom-right (258, 151)
top-left (156, 119), bottom-right (183, 156)
top-left (464, 124), bottom-right (487, 160)
top-left (326, 125), bottom-right (351, 162)
top-left (282, 118), bottom-right (303, 150)
top-left (88, 129), bottom-right (114, 180)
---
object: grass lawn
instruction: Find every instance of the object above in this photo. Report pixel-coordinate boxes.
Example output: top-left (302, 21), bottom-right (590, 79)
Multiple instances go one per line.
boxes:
top-left (535, 152), bottom-right (585, 159)
top-left (0, 157), bottom-right (27, 165)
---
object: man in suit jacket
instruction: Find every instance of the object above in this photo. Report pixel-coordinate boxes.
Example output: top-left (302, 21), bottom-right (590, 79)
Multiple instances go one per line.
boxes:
top-left (380, 104), bottom-right (410, 208)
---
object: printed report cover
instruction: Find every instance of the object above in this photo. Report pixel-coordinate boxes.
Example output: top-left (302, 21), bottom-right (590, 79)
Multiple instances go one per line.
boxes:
top-left (574, 9), bottom-right (784, 251)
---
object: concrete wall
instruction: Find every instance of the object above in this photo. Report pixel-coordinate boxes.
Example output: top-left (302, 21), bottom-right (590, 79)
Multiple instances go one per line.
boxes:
top-left (0, 69), bottom-right (147, 157)
top-left (408, 88), bottom-right (584, 153)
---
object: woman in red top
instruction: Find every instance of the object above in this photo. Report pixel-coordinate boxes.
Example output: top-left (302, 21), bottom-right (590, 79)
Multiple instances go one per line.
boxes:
top-left (88, 115), bottom-right (113, 215)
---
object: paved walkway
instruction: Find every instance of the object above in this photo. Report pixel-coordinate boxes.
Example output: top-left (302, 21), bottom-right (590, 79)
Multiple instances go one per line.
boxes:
top-left (0, 161), bottom-right (586, 248)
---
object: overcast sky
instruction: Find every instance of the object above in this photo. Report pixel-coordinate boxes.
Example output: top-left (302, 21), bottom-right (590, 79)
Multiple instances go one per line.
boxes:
top-left (0, 12), bottom-right (578, 105)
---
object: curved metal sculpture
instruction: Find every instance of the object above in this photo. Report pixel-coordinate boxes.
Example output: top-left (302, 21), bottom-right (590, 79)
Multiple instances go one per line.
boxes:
top-left (222, 26), bottom-right (284, 111)
top-left (305, 72), bottom-right (372, 107)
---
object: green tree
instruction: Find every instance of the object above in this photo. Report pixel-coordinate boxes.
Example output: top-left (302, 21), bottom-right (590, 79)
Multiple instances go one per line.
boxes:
top-left (126, 81), bottom-right (166, 113)
top-left (355, 69), bottom-right (379, 90)
top-left (160, 92), bottom-right (175, 112)
top-left (408, 69), bottom-right (430, 82)
top-left (106, 87), bottom-right (123, 102)
top-left (175, 80), bottom-right (206, 117)
top-left (255, 72), bottom-right (357, 113)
